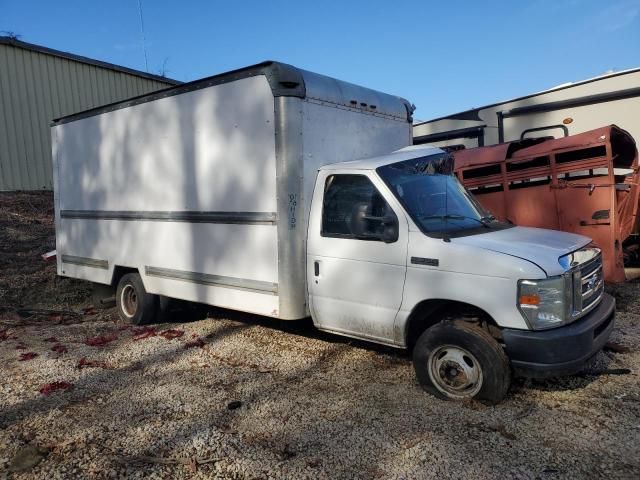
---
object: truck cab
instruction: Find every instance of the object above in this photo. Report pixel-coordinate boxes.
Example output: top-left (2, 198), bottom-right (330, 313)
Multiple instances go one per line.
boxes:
top-left (307, 145), bottom-right (615, 402)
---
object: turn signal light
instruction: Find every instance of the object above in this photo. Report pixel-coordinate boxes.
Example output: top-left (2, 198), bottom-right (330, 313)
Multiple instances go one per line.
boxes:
top-left (520, 294), bottom-right (540, 306)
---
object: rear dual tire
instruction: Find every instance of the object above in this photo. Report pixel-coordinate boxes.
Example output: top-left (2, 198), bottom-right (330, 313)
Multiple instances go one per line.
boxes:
top-left (413, 319), bottom-right (511, 404)
top-left (115, 273), bottom-right (158, 325)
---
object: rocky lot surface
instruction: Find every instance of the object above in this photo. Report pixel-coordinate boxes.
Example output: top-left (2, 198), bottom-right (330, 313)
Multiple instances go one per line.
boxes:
top-left (0, 192), bottom-right (639, 479)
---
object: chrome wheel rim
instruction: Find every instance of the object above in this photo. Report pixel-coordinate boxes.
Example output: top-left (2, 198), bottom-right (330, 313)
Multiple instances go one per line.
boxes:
top-left (120, 285), bottom-right (138, 318)
top-left (427, 345), bottom-right (483, 399)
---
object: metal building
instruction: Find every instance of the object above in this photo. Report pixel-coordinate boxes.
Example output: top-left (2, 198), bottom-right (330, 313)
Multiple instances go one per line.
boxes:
top-left (413, 68), bottom-right (640, 149)
top-left (0, 37), bottom-right (179, 190)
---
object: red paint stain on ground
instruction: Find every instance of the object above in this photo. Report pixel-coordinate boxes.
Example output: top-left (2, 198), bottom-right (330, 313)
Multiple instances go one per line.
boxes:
top-left (85, 333), bottom-right (118, 347)
top-left (159, 329), bottom-right (184, 340)
top-left (19, 352), bottom-right (38, 361)
top-left (77, 357), bottom-right (111, 369)
top-left (131, 327), bottom-right (157, 341)
top-left (39, 381), bottom-right (73, 395)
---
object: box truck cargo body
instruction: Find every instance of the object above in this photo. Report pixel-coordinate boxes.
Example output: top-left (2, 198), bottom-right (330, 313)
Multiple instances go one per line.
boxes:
top-left (52, 62), bottom-right (615, 403)
top-left (52, 62), bottom-right (413, 320)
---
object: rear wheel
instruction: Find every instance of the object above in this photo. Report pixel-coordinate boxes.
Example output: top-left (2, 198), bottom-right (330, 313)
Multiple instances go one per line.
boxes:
top-left (115, 273), bottom-right (158, 325)
top-left (413, 319), bottom-right (511, 403)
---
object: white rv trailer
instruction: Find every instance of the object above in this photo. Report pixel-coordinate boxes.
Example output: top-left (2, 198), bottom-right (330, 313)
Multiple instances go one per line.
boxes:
top-left (413, 67), bottom-right (640, 149)
top-left (52, 62), bottom-right (615, 403)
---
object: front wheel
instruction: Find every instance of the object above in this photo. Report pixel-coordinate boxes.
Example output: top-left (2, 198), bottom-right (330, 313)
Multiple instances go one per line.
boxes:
top-left (413, 320), bottom-right (511, 404)
top-left (115, 273), bottom-right (158, 325)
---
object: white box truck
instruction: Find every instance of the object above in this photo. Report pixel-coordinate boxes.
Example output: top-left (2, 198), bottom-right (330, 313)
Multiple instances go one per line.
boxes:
top-left (52, 62), bottom-right (615, 403)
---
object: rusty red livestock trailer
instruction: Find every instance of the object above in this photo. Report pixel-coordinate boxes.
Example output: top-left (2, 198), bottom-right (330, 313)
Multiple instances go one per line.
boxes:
top-left (452, 125), bottom-right (639, 282)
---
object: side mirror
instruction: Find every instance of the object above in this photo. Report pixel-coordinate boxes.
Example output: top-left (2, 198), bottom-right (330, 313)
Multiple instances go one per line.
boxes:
top-left (350, 202), bottom-right (398, 243)
top-left (380, 214), bottom-right (399, 243)
top-left (350, 203), bottom-right (370, 237)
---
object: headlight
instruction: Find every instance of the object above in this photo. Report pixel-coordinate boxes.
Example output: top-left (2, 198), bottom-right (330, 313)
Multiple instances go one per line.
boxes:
top-left (517, 275), bottom-right (572, 330)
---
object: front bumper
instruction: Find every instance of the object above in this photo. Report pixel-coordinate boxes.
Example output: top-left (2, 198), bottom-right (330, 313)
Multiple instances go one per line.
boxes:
top-left (503, 293), bottom-right (615, 378)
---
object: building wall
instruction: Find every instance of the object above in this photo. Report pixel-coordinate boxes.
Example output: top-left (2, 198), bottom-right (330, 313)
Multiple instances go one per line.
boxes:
top-left (0, 42), bottom-right (174, 190)
top-left (413, 69), bottom-right (640, 150)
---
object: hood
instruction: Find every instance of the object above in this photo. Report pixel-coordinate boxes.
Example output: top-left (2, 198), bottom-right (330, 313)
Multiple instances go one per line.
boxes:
top-left (452, 226), bottom-right (590, 276)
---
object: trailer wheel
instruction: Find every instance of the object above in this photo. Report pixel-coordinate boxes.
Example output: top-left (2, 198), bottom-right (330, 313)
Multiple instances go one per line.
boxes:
top-left (115, 273), bottom-right (158, 325)
top-left (413, 319), bottom-right (511, 404)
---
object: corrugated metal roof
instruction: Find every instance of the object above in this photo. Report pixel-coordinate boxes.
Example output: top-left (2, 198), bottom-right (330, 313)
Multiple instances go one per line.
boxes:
top-left (0, 36), bottom-right (181, 85)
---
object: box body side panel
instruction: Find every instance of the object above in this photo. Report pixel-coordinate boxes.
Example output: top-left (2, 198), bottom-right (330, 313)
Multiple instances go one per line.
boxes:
top-left (54, 75), bottom-right (280, 317)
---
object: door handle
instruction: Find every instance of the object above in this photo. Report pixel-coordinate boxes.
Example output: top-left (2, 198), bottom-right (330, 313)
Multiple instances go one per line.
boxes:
top-left (314, 261), bottom-right (320, 277)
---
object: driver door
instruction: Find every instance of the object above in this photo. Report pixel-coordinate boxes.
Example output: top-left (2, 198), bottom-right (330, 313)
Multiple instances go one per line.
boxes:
top-left (307, 171), bottom-right (408, 345)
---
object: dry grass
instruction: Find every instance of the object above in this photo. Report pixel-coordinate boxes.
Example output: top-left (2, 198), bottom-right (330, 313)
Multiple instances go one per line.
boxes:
top-left (0, 192), bottom-right (90, 314)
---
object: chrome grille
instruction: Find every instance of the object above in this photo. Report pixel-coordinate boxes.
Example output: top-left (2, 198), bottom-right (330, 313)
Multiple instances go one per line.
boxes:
top-left (572, 253), bottom-right (604, 319)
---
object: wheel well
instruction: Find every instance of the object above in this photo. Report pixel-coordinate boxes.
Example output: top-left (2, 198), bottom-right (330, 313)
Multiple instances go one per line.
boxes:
top-left (405, 299), bottom-right (500, 351)
top-left (110, 266), bottom-right (139, 287)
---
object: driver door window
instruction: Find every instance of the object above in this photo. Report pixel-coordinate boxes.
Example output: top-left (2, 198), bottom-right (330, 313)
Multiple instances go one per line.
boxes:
top-left (321, 174), bottom-right (396, 241)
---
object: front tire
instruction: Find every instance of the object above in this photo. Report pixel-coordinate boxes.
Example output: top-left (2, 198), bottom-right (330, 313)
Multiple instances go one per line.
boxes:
top-left (413, 320), bottom-right (511, 404)
top-left (115, 273), bottom-right (158, 325)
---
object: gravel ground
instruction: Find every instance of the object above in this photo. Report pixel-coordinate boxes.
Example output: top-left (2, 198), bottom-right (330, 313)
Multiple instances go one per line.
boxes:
top-left (1, 192), bottom-right (639, 479)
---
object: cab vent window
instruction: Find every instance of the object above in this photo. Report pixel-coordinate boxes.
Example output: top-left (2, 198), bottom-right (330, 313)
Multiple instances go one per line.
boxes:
top-left (322, 174), bottom-right (394, 240)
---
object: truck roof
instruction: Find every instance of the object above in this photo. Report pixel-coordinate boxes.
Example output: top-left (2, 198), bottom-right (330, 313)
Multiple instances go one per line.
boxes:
top-left (320, 145), bottom-right (444, 171)
top-left (52, 61), bottom-right (414, 126)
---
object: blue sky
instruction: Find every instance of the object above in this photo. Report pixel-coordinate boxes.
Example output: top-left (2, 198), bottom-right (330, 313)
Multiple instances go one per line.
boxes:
top-left (1, 0), bottom-right (639, 120)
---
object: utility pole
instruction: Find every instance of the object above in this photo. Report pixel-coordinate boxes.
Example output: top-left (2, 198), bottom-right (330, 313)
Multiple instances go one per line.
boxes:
top-left (137, 0), bottom-right (149, 72)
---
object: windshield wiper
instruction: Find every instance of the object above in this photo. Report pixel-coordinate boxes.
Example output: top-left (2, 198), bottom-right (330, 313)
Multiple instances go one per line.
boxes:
top-left (420, 214), bottom-right (490, 228)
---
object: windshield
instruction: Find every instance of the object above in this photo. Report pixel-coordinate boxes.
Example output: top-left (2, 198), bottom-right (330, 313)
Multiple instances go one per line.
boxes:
top-left (377, 153), bottom-right (509, 236)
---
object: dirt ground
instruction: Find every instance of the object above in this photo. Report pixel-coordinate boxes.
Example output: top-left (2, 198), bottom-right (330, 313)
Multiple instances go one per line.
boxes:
top-left (0, 192), bottom-right (639, 479)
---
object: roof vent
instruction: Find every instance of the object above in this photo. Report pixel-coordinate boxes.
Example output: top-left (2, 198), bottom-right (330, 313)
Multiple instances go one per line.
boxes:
top-left (280, 80), bottom-right (300, 88)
